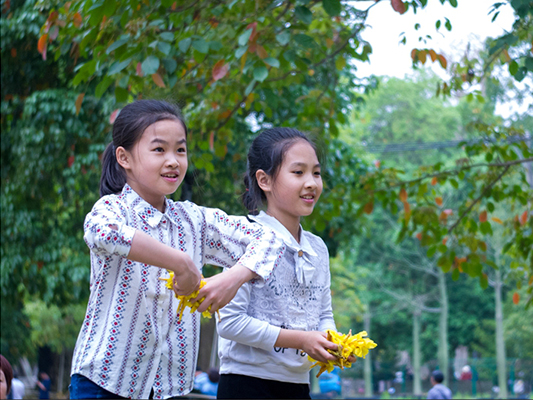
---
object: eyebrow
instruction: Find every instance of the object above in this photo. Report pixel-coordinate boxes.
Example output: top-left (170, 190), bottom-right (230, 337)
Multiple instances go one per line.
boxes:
top-left (289, 162), bottom-right (321, 168)
top-left (151, 138), bottom-right (187, 145)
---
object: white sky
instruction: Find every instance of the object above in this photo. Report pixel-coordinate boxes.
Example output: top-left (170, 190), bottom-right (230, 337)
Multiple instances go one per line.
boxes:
top-left (352, 0), bottom-right (531, 118)
top-left (356, 0), bottom-right (516, 78)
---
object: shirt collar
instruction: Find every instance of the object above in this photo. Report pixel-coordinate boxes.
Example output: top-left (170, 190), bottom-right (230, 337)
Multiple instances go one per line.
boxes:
top-left (249, 211), bottom-right (318, 284)
top-left (121, 184), bottom-right (173, 228)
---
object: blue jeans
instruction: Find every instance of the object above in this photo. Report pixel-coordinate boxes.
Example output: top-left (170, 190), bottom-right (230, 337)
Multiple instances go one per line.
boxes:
top-left (69, 374), bottom-right (125, 399)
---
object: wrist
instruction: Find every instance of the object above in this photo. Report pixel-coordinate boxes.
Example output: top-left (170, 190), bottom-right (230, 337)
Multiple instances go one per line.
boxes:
top-left (230, 263), bottom-right (256, 285)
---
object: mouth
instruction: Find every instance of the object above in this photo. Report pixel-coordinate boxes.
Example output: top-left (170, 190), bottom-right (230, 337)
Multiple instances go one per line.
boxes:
top-left (161, 173), bottom-right (179, 181)
top-left (300, 195), bottom-right (315, 201)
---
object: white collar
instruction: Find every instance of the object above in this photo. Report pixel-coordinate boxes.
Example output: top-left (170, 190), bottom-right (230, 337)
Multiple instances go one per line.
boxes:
top-left (249, 211), bottom-right (318, 284)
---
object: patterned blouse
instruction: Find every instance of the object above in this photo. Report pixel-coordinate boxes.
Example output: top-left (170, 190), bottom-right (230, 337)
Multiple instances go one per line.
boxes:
top-left (217, 211), bottom-right (336, 384)
top-left (71, 185), bottom-right (284, 399)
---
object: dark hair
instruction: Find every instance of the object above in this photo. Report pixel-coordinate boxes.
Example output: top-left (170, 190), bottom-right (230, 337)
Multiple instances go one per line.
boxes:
top-left (207, 368), bottom-right (220, 384)
top-left (100, 99), bottom-right (188, 197)
top-left (432, 370), bottom-right (444, 383)
top-left (0, 354), bottom-right (13, 396)
top-left (242, 127), bottom-right (321, 214)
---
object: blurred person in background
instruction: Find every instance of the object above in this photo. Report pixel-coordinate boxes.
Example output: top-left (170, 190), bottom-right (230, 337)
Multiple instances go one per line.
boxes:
top-left (0, 355), bottom-right (13, 400)
top-left (427, 370), bottom-right (452, 400)
top-left (36, 372), bottom-right (51, 399)
top-left (9, 373), bottom-right (25, 400)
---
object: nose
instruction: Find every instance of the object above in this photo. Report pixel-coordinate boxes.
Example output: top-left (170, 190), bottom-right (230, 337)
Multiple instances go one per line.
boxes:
top-left (305, 173), bottom-right (318, 189)
top-left (166, 153), bottom-right (179, 168)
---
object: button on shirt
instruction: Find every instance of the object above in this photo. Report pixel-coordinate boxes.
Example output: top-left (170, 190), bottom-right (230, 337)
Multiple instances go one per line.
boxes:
top-left (218, 211), bottom-right (336, 384)
top-left (72, 185), bottom-right (284, 399)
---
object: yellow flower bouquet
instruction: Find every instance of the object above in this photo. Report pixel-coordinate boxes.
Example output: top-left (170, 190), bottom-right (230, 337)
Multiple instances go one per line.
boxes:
top-left (308, 329), bottom-right (377, 377)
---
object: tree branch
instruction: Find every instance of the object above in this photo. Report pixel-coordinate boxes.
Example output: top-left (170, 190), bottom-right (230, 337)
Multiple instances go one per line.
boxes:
top-left (447, 164), bottom-right (511, 235)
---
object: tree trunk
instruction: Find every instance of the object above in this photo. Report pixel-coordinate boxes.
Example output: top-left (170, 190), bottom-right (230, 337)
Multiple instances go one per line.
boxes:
top-left (494, 269), bottom-right (508, 399)
top-left (438, 269), bottom-right (449, 386)
top-left (364, 308), bottom-right (373, 398)
top-left (58, 348), bottom-right (65, 394)
top-left (413, 308), bottom-right (422, 396)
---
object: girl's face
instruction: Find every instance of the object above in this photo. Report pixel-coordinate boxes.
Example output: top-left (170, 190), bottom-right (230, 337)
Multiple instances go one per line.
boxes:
top-left (117, 119), bottom-right (188, 212)
top-left (0, 369), bottom-right (7, 400)
top-left (260, 139), bottom-right (322, 232)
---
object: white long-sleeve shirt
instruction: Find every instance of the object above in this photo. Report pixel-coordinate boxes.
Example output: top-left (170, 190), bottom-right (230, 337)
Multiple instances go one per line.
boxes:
top-left (71, 185), bottom-right (284, 399)
top-left (217, 211), bottom-right (336, 384)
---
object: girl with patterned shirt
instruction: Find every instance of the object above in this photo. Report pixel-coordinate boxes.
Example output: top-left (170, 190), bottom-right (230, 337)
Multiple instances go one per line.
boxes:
top-left (217, 128), bottom-right (353, 399)
top-left (69, 100), bottom-right (284, 399)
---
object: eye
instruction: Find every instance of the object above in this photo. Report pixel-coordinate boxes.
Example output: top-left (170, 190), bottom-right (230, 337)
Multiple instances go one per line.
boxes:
top-left (177, 146), bottom-right (187, 153)
top-left (293, 170), bottom-right (303, 175)
top-left (154, 147), bottom-right (164, 152)
top-left (314, 170), bottom-right (321, 176)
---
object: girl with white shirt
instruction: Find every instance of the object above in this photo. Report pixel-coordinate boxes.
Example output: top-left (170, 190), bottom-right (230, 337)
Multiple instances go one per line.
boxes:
top-left (217, 128), bottom-right (346, 399)
top-left (69, 100), bottom-right (284, 399)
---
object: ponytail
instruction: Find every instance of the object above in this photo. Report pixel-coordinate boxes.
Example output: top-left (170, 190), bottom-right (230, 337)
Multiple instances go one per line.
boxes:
top-left (100, 142), bottom-right (126, 197)
top-left (242, 173), bottom-right (262, 215)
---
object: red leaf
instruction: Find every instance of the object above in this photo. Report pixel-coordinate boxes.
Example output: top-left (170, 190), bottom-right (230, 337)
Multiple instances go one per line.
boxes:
top-left (437, 54), bottom-right (447, 69)
top-left (391, 0), bottom-right (406, 14)
top-left (151, 73), bottom-right (166, 88)
top-left (428, 49), bottom-right (437, 62)
top-left (212, 60), bottom-right (229, 81)
top-left (73, 12), bottom-right (82, 27)
top-left (403, 201), bottom-right (411, 223)
top-left (399, 188), bottom-right (407, 202)
top-left (416, 232), bottom-right (422, 240)
top-left (364, 201), bottom-right (374, 214)
top-left (435, 196), bottom-right (443, 206)
top-left (513, 292), bottom-right (520, 305)
top-left (75, 93), bottom-right (85, 116)
top-left (479, 210), bottom-right (487, 223)
top-left (442, 237), bottom-right (448, 245)
top-left (11, 48), bottom-right (17, 58)
top-left (109, 109), bottom-right (120, 124)
top-left (431, 177), bottom-right (437, 185)
top-left (410, 48), bottom-right (417, 62)
top-left (38, 34), bottom-right (48, 54)
top-left (373, 160), bottom-right (381, 168)
top-left (136, 62), bottom-right (143, 77)
top-left (256, 45), bottom-right (268, 59)
top-left (520, 211), bottom-right (528, 225)
top-left (68, 155), bottom-right (75, 168)
top-left (209, 131), bottom-right (215, 151)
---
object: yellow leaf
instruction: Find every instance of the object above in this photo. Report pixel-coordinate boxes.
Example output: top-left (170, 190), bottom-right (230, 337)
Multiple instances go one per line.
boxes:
top-left (151, 73), bottom-right (166, 88)
top-left (491, 217), bottom-right (503, 224)
top-left (75, 93), bottom-right (85, 116)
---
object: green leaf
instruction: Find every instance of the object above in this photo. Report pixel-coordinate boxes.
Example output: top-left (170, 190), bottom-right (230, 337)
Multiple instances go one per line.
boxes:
top-left (263, 57), bottom-right (280, 68)
top-left (253, 66), bottom-right (268, 82)
top-left (238, 28), bottom-right (253, 46)
top-left (160, 32), bottom-right (174, 41)
top-left (162, 58), bottom-right (177, 74)
top-left (509, 60), bottom-right (519, 75)
top-left (427, 246), bottom-right (437, 258)
top-left (452, 268), bottom-right (460, 281)
top-left (479, 274), bottom-right (489, 289)
top-left (244, 80), bottom-right (256, 96)
top-left (295, 6), bottom-right (313, 24)
top-left (294, 34), bottom-right (316, 48)
top-left (322, 0), bottom-right (341, 16)
top-left (108, 57), bottom-right (132, 75)
top-left (235, 46), bottom-right (248, 59)
top-left (115, 86), bottom-right (129, 103)
top-left (178, 38), bottom-right (192, 53)
top-left (95, 76), bottom-right (113, 98)
top-left (276, 31), bottom-right (291, 46)
top-left (141, 56), bottom-right (160, 75)
top-left (106, 36), bottom-right (130, 54)
top-left (192, 39), bottom-right (209, 54)
top-left (157, 41), bottom-right (172, 55)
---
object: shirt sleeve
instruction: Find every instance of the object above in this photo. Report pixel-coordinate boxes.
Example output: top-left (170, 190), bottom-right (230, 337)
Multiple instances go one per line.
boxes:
top-left (318, 244), bottom-right (337, 332)
top-left (200, 207), bottom-right (285, 283)
top-left (83, 196), bottom-right (136, 257)
top-left (217, 281), bottom-right (281, 351)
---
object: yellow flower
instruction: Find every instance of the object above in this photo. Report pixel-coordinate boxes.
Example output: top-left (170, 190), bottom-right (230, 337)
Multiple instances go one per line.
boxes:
top-left (308, 330), bottom-right (377, 377)
top-left (160, 271), bottom-right (220, 321)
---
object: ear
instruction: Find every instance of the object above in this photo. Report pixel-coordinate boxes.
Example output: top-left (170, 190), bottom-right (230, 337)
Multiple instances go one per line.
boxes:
top-left (255, 169), bottom-right (272, 193)
top-left (115, 146), bottom-right (131, 170)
